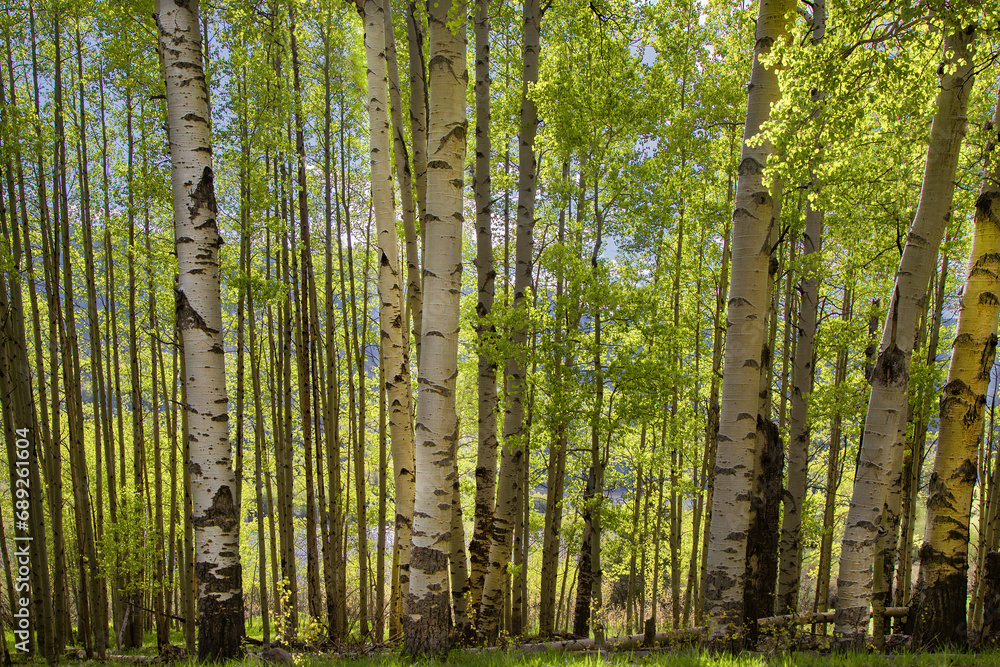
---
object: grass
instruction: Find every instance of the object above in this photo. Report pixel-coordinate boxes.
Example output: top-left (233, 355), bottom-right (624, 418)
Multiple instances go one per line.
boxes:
top-left (8, 628), bottom-right (1000, 667)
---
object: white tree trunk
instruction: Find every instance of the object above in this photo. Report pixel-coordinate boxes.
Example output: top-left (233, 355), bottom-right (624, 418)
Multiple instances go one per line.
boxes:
top-left (703, 0), bottom-right (794, 648)
top-left (909, 73), bottom-right (998, 650)
top-left (775, 3), bottom-right (825, 614)
top-left (363, 0), bottom-right (416, 640)
top-left (834, 23), bottom-right (975, 648)
top-left (467, 0), bottom-right (499, 618)
top-left (477, 0), bottom-right (541, 640)
top-left (156, 0), bottom-right (244, 658)
top-left (403, 0), bottom-right (467, 655)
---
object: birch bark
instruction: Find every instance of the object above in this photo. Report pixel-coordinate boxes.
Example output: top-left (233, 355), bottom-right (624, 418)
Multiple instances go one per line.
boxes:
top-left (909, 79), bottom-right (999, 650)
top-left (403, 0), bottom-right (467, 654)
top-left (703, 0), bottom-right (794, 647)
top-left (835, 23), bottom-right (975, 648)
top-left (156, 0), bottom-right (245, 656)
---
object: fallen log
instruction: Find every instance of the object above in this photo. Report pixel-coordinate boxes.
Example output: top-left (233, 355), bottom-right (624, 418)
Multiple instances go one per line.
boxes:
top-left (757, 607), bottom-right (909, 627)
top-left (517, 627), bottom-right (705, 653)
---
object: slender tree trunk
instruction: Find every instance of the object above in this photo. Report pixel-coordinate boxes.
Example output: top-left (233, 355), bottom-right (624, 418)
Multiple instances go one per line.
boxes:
top-left (450, 443), bottom-right (471, 636)
top-left (589, 186), bottom-right (606, 646)
top-left (813, 287), bottom-right (852, 617)
top-left (467, 0), bottom-right (499, 618)
top-left (384, 0), bottom-right (422, 362)
top-left (908, 81), bottom-right (999, 649)
top-left (363, 0), bottom-right (414, 642)
top-left (156, 0), bottom-right (246, 655)
top-left (407, 0), bottom-right (428, 261)
top-left (703, 0), bottom-right (794, 646)
top-left (774, 4), bottom-right (825, 617)
top-left (376, 363), bottom-right (387, 641)
top-left (402, 0), bottom-right (467, 653)
top-left (72, 34), bottom-right (110, 651)
top-left (539, 162), bottom-right (573, 637)
top-left (478, 0), bottom-right (541, 638)
top-left (835, 24), bottom-right (975, 648)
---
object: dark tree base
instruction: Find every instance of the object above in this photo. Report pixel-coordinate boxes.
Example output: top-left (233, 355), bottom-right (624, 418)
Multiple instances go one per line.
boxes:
top-left (573, 520), bottom-right (594, 638)
top-left (980, 552), bottom-right (1000, 648)
top-left (198, 593), bottom-right (246, 661)
top-left (907, 544), bottom-right (969, 649)
top-left (403, 591), bottom-right (451, 654)
top-left (744, 417), bottom-right (784, 647)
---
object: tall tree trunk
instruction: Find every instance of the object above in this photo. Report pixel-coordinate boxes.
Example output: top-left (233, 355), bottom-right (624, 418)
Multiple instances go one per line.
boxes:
top-left (287, 5), bottom-right (322, 623)
top-left (896, 261), bottom-right (946, 615)
top-left (835, 23), bottom-right (975, 648)
top-left (323, 21), bottom-right (346, 639)
top-left (539, 162), bottom-right (573, 637)
top-left (908, 81), bottom-right (1000, 650)
top-left (775, 2), bottom-right (825, 616)
top-left (467, 0), bottom-right (499, 618)
top-left (590, 184), bottom-right (606, 646)
top-left (402, 0), bottom-right (466, 654)
top-left (813, 287), bottom-right (852, 616)
top-left (376, 363), bottom-right (387, 640)
top-left (703, 0), bottom-right (794, 647)
top-left (363, 0), bottom-right (415, 642)
top-left (478, 0), bottom-right (541, 638)
top-left (156, 0), bottom-right (246, 656)
top-left (73, 32), bottom-right (111, 652)
top-left (383, 0), bottom-right (422, 364)
top-left (56, 14), bottom-right (97, 653)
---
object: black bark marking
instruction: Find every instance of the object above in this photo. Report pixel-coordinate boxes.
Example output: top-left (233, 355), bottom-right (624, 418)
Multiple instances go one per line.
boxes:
top-left (188, 166), bottom-right (219, 223)
top-left (196, 566), bottom-right (245, 661)
top-left (744, 416), bottom-right (783, 646)
top-left (977, 191), bottom-right (1000, 227)
top-left (738, 157), bottom-right (763, 176)
top-left (979, 552), bottom-right (1000, 648)
top-left (980, 333), bottom-right (999, 380)
top-left (175, 288), bottom-right (213, 333)
top-left (192, 485), bottom-right (238, 532)
top-left (402, 546), bottom-right (451, 655)
top-left (871, 341), bottom-right (908, 388)
top-left (907, 545), bottom-right (969, 648)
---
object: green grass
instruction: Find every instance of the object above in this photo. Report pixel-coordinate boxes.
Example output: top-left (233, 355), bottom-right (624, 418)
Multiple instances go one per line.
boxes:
top-left (8, 629), bottom-right (1000, 667)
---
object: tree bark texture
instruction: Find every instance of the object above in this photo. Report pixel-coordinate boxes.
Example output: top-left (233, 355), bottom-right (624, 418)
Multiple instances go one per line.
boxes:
top-left (403, 0), bottom-right (467, 655)
top-left (908, 72), bottom-right (997, 650)
top-left (703, 0), bottom-right (794, 648)
top-left (156, 0), bottom-right (245, 657)
top-left (834, 23), bottom-right (975, 649)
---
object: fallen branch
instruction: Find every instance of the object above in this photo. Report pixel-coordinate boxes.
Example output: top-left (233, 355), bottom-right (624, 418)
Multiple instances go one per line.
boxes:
top-left (757, 607), bottom-right (909, 627)
top-left (516, 627), bottom-right (705, 653)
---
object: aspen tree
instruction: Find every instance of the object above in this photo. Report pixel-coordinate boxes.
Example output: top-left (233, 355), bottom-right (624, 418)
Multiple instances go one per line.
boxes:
top-left (362, 0), bottom-right (415, 639)
top-left (813, 287), bottom-right (852, 616)
top-left (468, 0), bottom-right (499, 616)
top-left (403, 0), bottom-right (467, 654)
top-left (908, 83), bottom-right (1000, 649)
top-left (156, 0), bottom-right (245, 656)
top-left (703, 0), bottom-right (794, 647)
top-left (383, 0), bottom-right (422, 362)
top-left (835, 23), bottom-right (975, 648)
top-left (479, 0), bottom-right (542, 638)
top-left (776, 0), bottom-right (825, 615)
top-left (895, 270), bottom-right (943, 613)
top-left (539, 162), bottom-right (573, 636)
